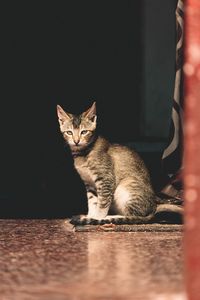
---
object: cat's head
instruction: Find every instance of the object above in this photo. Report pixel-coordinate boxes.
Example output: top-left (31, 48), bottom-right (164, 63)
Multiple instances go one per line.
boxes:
top-left (57, 102), bottom-right (97, 153)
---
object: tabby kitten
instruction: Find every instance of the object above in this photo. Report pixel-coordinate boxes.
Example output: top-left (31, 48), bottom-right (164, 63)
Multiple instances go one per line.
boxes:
top-left (57, 102), bottom-right (181, 225)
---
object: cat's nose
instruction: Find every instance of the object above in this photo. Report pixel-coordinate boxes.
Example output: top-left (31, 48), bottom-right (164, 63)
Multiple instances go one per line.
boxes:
top-left (74, 140), bottom-right (80, 146)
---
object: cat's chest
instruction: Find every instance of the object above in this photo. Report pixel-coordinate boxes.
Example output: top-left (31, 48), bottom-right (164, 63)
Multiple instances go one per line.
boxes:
top-left (74, 158), bottom-right (95, 186)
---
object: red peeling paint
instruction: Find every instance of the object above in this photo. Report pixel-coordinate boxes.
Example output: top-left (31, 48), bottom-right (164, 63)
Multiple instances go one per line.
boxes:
top-left (184, 0), bottom-right (200, 299)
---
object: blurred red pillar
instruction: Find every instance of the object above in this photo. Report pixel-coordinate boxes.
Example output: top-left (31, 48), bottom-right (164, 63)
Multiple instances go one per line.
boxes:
top-left (184, 0), bottom-right (200, 299)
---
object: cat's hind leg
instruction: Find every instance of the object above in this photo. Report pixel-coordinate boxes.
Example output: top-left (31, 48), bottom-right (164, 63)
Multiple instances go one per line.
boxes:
top-left (114, 179), bottom-right (156, 216)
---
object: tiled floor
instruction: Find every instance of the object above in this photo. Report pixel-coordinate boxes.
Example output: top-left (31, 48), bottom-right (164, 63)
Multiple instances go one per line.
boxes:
top-left (0, 220), bottom-right (186, 300)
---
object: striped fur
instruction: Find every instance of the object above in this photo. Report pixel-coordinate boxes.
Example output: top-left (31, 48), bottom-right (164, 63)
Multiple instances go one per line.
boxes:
top-left (57, 102), bottom-right (183, 225)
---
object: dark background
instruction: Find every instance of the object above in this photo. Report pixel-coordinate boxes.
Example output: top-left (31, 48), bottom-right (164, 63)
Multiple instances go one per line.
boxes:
top-left (1, 1), bottom-right (177, 217)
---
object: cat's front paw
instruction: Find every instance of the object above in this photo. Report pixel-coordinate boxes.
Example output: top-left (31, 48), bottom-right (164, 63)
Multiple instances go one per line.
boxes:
top-left (70, 215), bottom-right (86, 225)
top-left (70, 215), bottom-right (96, 225)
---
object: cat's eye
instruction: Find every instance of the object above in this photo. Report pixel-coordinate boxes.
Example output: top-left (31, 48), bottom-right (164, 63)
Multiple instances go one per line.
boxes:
top-left (81, 130), bottom-right (88, 135)
top-left (65, 131), bottom-right (73, 135)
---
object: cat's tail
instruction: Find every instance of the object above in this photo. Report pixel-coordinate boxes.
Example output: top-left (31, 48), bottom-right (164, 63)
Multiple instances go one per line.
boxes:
top-left (70, 213), bottom-right (155, 225)
top-left (156, 203), bottom-right (183, 214)
top-left (70, 203), bottom-right (183, 225)
top-left (154, 203), bottom-right (183, 224)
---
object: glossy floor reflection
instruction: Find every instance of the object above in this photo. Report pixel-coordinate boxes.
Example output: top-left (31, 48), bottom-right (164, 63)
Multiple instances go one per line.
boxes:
top-left (0, 220), bottom-right (185, 300)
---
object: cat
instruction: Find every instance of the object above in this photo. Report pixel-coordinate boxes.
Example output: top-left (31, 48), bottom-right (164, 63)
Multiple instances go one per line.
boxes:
top-left (57, 102), bottom-right (183, 225)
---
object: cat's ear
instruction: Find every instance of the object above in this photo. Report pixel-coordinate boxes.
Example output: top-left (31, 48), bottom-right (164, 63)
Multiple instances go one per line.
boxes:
top-left (57, 105), bottom-right (72, 126)
top-left (82, 102), bottom-right (97, 122)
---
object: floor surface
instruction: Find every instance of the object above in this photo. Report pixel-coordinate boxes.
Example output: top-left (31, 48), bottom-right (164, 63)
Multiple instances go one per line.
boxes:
top-left (0, 220), bottom-right (186, 300)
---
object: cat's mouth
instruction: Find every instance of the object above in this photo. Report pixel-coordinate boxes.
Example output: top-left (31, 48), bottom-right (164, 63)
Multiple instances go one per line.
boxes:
top-left (70, 144), bottom-right (86, 151)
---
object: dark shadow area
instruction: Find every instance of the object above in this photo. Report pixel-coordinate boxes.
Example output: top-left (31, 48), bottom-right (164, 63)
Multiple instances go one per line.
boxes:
top-left (1, 1), bottom-right (176, 217)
